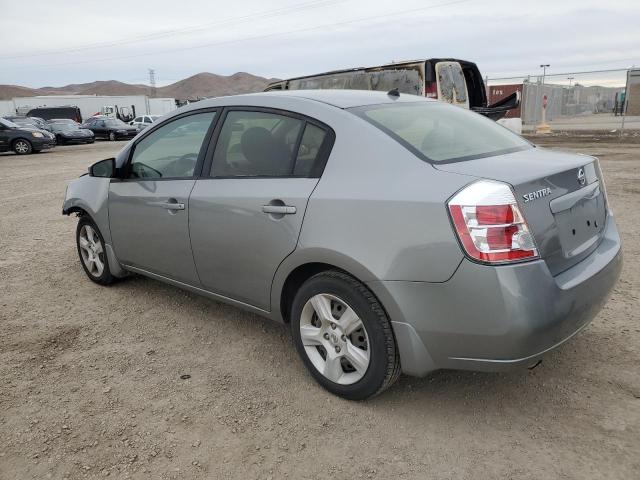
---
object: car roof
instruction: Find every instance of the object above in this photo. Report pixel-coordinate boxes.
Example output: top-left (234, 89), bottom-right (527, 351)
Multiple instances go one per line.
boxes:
top-left (200, 89), bottom-right (432, 110)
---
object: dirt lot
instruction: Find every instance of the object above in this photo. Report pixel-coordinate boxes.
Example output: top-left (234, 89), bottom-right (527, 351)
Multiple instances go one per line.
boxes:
top-left (1, 137), bottom-right (638, 479)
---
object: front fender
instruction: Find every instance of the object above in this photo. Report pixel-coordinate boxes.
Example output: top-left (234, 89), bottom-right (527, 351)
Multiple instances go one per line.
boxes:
top-left (62, 175), bottom-right (112, 244)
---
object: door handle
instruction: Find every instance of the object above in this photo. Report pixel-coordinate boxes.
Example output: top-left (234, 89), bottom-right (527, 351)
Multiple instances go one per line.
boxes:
top-left (262, 205), bottom-right (296, 215)
top-left (147, 200), bottom-right (185, 210)
top-left (161, 202), bottom-right (185, 210)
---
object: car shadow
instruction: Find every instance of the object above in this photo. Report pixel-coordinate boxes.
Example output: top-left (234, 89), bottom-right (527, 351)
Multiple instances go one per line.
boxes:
top-left (112, 274), bottom-right (606, 413)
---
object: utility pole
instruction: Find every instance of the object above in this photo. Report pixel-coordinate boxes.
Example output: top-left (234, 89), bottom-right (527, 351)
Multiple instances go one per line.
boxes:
top-left (148, 68), bottom-right (157, 98)
top-left (567, 76), bottom-right (574, 87)
top-left (540, 64), bottom-right (550, 85)
top-left (536, 64), bottom-right (551, 134)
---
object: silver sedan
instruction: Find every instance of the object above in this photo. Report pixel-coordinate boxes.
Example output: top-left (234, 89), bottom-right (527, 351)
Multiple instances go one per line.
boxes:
top-left (63, 90), bottom-right (622, 399)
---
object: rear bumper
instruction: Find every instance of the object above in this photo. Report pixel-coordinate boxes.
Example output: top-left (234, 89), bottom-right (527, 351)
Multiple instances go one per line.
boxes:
top-left (368, 215), bottom-right (622, 377)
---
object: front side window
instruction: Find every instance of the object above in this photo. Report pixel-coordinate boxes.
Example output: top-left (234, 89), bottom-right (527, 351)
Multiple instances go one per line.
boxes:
top-left (105, 119), bottom-right (129, 128)
top-left (351, 102), bottom-right (531, 163)
top-left (129, 111), bottom-right (216, 179)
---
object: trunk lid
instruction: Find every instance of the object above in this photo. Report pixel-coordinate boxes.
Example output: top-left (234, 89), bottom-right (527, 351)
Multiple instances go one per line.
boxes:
top-left (435, 147), bottom-right (608, 275)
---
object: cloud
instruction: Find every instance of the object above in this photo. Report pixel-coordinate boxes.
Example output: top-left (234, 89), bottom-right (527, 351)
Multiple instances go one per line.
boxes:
top-left (1, 0), bottom-right (638, 87)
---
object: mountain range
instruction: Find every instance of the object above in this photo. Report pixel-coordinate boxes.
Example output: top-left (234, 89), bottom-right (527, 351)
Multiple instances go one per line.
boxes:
top-left (0, 72), bottom-right (278, 101)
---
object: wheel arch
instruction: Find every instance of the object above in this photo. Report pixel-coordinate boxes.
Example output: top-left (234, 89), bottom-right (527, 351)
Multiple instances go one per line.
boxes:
top-left (272, 249), bottom-right (379, 324)
top-left (11, 137), bottom-right (32, 147)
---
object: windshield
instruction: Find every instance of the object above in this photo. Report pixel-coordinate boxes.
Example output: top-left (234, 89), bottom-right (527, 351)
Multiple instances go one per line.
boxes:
top-left (10, 118), bottom-right (36, 127)
top-left (105, 119), bottom-right (129, 128)
top-left (0, 118), bottom-right (20, 128)
top-left (55, 124), bottom-right (79, 131)
top-left (350, 102), bottom-right (531, 163)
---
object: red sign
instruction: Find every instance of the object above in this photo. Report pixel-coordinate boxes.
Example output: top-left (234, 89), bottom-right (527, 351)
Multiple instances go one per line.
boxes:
top-left (543, 94), bottom-right (548, 109)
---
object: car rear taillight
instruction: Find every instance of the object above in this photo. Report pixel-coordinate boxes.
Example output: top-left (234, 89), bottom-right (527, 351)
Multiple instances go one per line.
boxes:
top-left (448, 180), bottom-right (538, 264)
top-left (425, 81), bottom-right (438, 99)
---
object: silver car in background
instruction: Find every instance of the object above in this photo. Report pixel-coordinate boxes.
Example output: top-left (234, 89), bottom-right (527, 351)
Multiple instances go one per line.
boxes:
top-left (63, 90), bottom-right (622, 400)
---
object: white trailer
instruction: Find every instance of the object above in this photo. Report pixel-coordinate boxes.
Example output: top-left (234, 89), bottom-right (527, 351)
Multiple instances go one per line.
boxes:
top-left (0, 100), bottom-right (15, 116)
top-left (10, 95), bottom-right (176, 121)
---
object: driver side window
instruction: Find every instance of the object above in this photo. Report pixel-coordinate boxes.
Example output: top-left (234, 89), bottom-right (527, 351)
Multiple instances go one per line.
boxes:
top-left (129, 111), bottom-right (216, 179)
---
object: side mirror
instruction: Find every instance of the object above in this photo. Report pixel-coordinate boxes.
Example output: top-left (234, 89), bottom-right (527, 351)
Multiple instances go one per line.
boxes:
top-left (89, 158), bottom-right (116, 178)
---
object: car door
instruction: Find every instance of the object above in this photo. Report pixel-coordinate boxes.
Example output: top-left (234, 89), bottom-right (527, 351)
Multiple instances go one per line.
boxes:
top-left (109, 110), bottom-right (218, 284)
top-left (91, 120), bottom-right (107, 138)
top-left (189, 108), bottom-right (334, 310)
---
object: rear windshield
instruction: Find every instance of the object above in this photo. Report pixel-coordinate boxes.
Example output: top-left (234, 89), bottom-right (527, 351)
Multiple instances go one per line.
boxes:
top-left (350, 102), bottom-right (531, 163)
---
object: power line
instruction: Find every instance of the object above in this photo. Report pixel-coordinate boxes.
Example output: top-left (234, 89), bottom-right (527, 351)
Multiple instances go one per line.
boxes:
top-left (0, 0), bottom-right (344, 60)
top-left (8, 0), bottom-right (474, 70)
top-left (487, 67), bottom-right (634, 82)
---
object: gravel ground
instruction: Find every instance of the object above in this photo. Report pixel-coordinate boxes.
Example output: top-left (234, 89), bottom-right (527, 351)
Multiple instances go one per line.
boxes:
top-left (1, 138), bottom-right (638, 479)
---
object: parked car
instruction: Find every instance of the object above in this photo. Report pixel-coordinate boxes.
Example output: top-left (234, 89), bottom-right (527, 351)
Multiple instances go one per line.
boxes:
top-left (0, 117), bottom-right (56, 154)
top-left (81, 117), bottom-right (137, 141)
top-left (26, 106), bottom-right (83, 123)
top-left (265, 59), bottom-right (519, 120)
top-left (130, 115), bottom-right (160, 131)
top-left (63, 90), bottom-right (622, 400)
top-left (47, 118), bottom-right (81, 127)
top-left (4, 115), bottom-right (52, 132)
top-left (48, 121), bottom-right (94, 144)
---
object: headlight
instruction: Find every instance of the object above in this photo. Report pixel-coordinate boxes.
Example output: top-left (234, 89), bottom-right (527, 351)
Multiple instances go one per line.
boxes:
top-left (32, 132), bottom-right (44, 138)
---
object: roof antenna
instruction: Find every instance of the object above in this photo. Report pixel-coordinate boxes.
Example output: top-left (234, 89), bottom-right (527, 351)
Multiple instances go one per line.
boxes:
top-left (387, 87), bottom-right (400, 98)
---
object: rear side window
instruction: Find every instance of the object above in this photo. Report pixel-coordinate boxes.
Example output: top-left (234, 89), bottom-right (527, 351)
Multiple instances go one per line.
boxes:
top-left (351, 102), bottom-right (531, 163)
top-left (211, 111), bottom-right (300, 177)
top-left (128, 111), bottom-right (216, 179)
top-left (294, 124), bottom-right (327, 176)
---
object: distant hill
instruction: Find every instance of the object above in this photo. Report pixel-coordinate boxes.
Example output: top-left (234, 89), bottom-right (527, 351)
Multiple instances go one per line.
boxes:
top-left (0, 72), bottom-right (277, 101)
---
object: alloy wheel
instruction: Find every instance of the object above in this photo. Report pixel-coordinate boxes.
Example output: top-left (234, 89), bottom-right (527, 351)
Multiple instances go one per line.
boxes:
top-left (14, 141), bottom-right (29, 154)
top-left (78, 224), bottom-right (105, 277)
top-left (299, 293), bottom-right (370, 385)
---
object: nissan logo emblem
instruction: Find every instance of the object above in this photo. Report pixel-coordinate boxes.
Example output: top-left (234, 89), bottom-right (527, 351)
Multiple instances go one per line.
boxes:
top-left (577, 168), bottom-right (586, 187)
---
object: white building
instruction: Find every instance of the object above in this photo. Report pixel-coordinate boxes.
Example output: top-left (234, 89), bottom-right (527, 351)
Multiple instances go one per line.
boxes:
top-left (1, 95), bottom-right (176, 120)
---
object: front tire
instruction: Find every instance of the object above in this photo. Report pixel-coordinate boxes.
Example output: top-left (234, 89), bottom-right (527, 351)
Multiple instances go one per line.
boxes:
top-left (12, 139), bottom-right (32, 155)
top-left (291, 271), bottom-right (401, 400)
top-left (76, 216), bottom-right (114, 285)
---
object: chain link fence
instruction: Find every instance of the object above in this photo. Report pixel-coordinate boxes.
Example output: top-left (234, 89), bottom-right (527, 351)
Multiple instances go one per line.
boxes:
top-left (487, 69), bottom-right (639, 134)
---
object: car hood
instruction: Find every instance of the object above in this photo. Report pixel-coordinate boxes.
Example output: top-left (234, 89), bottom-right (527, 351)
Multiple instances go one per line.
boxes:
top-left (19, 127), bottom-right (55, 138)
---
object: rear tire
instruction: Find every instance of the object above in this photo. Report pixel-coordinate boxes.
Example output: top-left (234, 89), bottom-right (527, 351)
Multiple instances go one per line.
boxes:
top-left (76, 216), bottom-right (115, 285)
top-left (12, 139), bottom-right (32, 155)
top-left (291, 270), bottom-right (401, 400)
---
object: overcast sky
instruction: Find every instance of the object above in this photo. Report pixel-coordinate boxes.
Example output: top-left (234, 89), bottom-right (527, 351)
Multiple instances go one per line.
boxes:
top-left (1, 0), bottom-right (639, 88)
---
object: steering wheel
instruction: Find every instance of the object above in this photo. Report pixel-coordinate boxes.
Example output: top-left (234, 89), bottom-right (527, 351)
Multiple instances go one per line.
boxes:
top-left (167, 152), bottom-right (198, 177)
